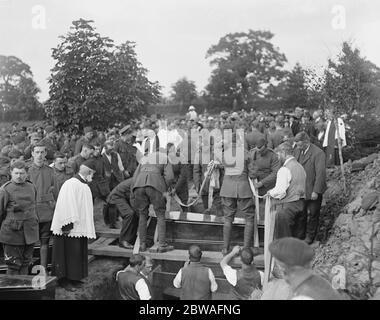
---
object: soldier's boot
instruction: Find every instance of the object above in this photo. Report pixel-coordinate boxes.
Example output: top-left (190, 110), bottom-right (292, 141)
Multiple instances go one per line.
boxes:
top-left (243, 221), bottom-right (254, 249)
top-left (156, 216), bottom-right (174, 253)
top-left (222, 221), bottom-right (232, 256)
top-left (19, 264), bottom-right (30, 275)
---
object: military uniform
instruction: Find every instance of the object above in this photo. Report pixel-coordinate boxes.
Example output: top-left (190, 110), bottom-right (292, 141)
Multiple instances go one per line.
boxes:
top-left (0, 180), bottom-right (39, 274)
top-left (53, 166), bottom-right (72, 192)
top-left (28, 163), bottom-right (57, 245)
top-left (40, 136), bottom-right (58, 162)
top-left (107, 178), bottom-right (138, 245)
top-left (133, 151), bottom-right (174, 251)
top-left (220, 137), bottom-right (255, 252)
top-left (248, 147), bottom-right (280, 196)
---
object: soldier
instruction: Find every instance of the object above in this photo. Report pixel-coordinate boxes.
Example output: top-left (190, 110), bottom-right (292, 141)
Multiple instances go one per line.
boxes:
top-left (132, 147), bottom-right (174, 253)
top-left (28, 143), bottom-right (57, 270)
top-left (0, 161), bottom-right (39, 275)
top-left (52, 152), bottom-right (72, 192)
top-left (107, 178), bottom-right (138, 248)
top-left (193, 138), bottom-right (223, 214)
top-left (220, 131), bottom-right (255, 255)
top-left (248, 137), bottom-right (280, 197)
top-left (168, 143), bottom-right (189, 213)
top-left (24, 132), bottom-right (42, 160)
top-left (68, 144), bottom-right (94, 175)
top-left (40, 125), bottom-right (59, 162)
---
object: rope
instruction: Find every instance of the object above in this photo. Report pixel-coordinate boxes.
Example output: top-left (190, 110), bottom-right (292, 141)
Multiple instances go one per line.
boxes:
top-left (172, 160), bottom-right (217, 208)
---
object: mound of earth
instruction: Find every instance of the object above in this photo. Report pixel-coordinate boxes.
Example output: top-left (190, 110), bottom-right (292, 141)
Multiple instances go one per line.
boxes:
top-left (312, 153), bottom-right (380, 300)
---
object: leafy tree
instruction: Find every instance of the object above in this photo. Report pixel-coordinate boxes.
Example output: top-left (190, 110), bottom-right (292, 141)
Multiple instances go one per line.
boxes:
top-left (45, 19), bottom-right (161, 130)
top-left (324, 42), bottom-right (380, 115)
top-left (283, 63), bottom-right (309, 109)
top-left (171, 77), bottom-right (197, 112)
top-left (0, 55), bottom-right (42, 121)
top-left (205, 30), bottom-right (287, 111)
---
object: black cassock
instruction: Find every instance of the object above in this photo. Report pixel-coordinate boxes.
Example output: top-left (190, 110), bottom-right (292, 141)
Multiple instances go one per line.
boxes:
top-left (51, 175), bottom-right (89, 281)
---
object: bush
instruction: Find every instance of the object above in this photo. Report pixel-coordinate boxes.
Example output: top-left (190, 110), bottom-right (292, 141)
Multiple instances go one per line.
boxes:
top-left (344, 114), bottom-right (380, 161)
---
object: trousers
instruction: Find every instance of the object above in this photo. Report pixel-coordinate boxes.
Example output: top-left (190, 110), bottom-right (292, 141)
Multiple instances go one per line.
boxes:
top-left (274, 199), bottom-right (305, 239)
top-left (133, 186), bottom-right (167, 246)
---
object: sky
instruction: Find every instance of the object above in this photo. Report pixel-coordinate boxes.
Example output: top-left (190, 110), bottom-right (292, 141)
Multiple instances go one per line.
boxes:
top-left (1, 0), bottom-right (380, 102)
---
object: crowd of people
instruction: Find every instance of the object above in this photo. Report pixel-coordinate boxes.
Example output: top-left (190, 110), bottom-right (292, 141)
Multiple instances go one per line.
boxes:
top-left (0, 104), bottom-right (347, 299)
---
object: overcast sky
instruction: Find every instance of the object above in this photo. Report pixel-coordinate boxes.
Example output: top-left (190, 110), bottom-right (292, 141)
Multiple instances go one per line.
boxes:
top-left (1, 0), bottom-right (380, 102)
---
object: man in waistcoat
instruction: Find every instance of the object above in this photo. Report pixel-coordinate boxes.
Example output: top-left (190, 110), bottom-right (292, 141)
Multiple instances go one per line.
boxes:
top-left (220, 245), bottom-right (263, 300)
top-left (116, 254), bottom-right (152, 300)
top-left (173, 245), bottom-right (218, 300)
top-left (268, 141), bottom-right (306, 239)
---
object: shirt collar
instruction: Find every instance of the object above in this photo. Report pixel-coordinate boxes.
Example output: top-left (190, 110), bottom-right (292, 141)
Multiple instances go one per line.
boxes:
top-left (303, 144), bottom-right (311, 155)
top-left (78, 173), bottom-right (87, 182)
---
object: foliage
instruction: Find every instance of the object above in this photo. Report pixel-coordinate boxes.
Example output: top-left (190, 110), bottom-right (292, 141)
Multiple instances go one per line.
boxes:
top-left (205, 30), bottom-right (287, 111)
top-left (343, 114), bottom-right (380, 161)
top-left (170, 77), bottom-right (198, 113)
top-left (324, 42), bottom-right (380, 115)
top-left (45, 19), bottom-right (161, 131)
top-left (283, 63), bottom-right (309, 110)
top-left (0, 55), bottom-right (43, 121)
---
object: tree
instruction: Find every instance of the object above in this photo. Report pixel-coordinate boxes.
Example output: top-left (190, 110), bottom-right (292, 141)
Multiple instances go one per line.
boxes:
top-left (45, 19), bottom-right (161, 130)
top-left (324, 42), bottom-right (380, 115)
top-left (205, 30), bottom-right (287, 111)
top-left (283, 63), bottom-right (309, 110)
top-left (0, 55), bottom-right (42, 121)
top-left (171, 77), bottom-right (197, 112)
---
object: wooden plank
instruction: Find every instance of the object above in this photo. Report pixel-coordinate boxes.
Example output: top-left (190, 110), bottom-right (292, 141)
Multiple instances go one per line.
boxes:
top-left (89, 244), bottom-right (264, 266)
top-left (88, 237), bottom-right (115, 250)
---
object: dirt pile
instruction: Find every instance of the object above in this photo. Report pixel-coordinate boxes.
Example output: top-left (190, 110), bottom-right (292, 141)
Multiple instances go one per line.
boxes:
top-left (313, 153), bottom-right (380, 300)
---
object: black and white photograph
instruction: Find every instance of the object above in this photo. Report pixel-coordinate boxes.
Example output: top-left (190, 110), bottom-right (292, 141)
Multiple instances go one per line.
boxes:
top-left (0, 0), bottom-right (380, 306)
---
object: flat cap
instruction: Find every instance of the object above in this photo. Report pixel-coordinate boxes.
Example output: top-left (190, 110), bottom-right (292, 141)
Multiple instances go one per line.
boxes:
top-left (0, 156), bottom-right (10, 166)
top-left (8, 149), bottom-right (23, 159)
top-left (269, 237), bottom-right (314, 267)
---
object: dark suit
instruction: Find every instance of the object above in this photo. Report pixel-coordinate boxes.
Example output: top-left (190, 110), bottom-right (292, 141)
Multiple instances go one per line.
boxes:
top-left (294, 143), bottom-right (327, 241)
